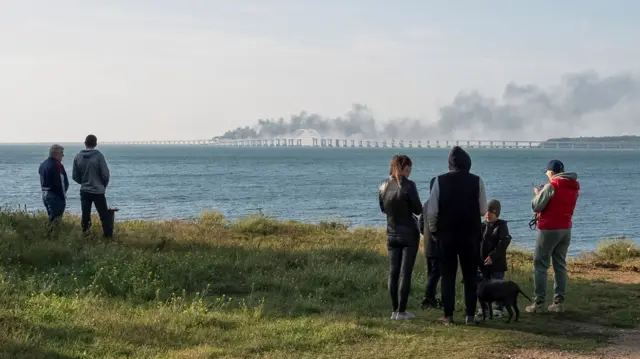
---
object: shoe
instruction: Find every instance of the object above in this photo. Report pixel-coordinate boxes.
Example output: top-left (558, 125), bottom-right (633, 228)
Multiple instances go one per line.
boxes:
top-left (492, 309), bottom-right (503, 318)
top-left (465, 316), bottom-right (478, 326)
top-left (525, 302), bottom-right (545, 313)
top-left (548, 302), bottom-right (565, 313)
top-left (391, 312), bottom-right (398, 320)
top-left (395, 312), bottom-right (415, 320)
top-left (438, 316), bottom-right (454, 326)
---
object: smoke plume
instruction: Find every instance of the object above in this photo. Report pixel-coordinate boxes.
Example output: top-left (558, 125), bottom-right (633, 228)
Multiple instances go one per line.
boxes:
top-left (217, 71), bottom-right (640, 140)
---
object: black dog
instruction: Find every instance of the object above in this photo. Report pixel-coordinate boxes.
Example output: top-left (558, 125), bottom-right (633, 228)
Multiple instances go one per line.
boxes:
top-left (477, 270), bottom-right (531, 323)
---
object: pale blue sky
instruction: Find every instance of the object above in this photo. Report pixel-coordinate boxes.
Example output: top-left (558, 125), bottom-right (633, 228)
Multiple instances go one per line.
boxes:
top-left (1, 0), bottom-right (639, 142)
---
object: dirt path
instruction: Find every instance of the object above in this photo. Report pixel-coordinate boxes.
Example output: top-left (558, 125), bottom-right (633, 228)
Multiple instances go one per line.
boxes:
top-left (509, 265), bottom-right (640, 358)
top-left (508, 327), bottom-right (640, 358)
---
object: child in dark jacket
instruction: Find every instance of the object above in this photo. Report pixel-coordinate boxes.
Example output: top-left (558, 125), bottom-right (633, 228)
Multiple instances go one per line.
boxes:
top-left (478, 199), bottom-right (512, 317)
top-left (418, 177), bottom-right (441, 309)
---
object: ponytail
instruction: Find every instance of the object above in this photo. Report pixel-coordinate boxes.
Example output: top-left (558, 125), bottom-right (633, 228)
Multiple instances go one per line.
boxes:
top-left (389, 155), bottom-right (412, 186)
top-left (393, 168), bottom-right (402, 185)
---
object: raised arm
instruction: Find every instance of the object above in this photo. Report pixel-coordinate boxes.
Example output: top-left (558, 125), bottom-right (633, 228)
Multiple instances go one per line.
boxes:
top-left (532, 184), bottom-right (555, 213)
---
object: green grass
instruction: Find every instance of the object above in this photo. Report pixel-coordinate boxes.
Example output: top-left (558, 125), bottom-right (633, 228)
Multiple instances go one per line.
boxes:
top-left (0, 210), bottom-right (638, 359)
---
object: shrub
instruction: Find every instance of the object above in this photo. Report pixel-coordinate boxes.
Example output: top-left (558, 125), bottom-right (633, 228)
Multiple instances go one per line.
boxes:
top-left (595, 237), bottom-right (640, 262)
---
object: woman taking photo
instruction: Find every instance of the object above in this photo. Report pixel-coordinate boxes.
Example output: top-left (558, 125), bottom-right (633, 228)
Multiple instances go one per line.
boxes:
top-left (379, 155), bottom-right (423, 320)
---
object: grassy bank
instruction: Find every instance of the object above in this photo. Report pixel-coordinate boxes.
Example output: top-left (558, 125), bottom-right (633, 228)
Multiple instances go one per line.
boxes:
top-left (0, 210), bottom-right (638, 359)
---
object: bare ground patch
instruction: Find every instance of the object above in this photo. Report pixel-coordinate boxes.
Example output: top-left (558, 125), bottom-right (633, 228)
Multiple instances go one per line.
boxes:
top-left (510, 265), bottom-right (640, 358)
top-left (508, 327), bottom-right (640, 358)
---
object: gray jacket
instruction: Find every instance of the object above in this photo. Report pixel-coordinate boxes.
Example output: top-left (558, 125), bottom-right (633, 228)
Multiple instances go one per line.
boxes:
top-left (72, 149), bottom-right (110, 194)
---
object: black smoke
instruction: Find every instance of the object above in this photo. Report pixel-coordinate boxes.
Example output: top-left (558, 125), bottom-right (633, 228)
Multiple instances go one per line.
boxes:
top-left (216, 71), bottom-right (640, 140)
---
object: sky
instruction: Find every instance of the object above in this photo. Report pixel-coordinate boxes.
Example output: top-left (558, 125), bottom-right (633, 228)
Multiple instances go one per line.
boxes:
top-left (1, 0), bottom-right (640, 143)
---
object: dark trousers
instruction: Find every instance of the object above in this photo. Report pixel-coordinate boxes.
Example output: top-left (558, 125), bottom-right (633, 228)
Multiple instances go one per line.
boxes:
top-left (439, 234), bottom-right (479, 317)
top-left (42, 193), bottom-right (65, 239)
top-left (388, 239), bottom-right (419, 313)
top-left (80, 191), bottom-right (112, 237)
top-left (424, 257), bottom-right (441, 300)
top-left (42, 192), bottom-right (66, 222)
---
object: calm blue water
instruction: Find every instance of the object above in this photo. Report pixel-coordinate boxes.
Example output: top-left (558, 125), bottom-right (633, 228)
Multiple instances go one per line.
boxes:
top-left (2, 144), bottom-right (639, 255)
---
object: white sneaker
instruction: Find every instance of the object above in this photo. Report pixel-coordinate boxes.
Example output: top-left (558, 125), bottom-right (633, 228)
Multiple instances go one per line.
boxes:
top-left (395, 312), bottom-right (415, 320)
top-left (548, 302), bottom-right (565, 313)
top-left (390, 312), bottom-right (398, 319)
top-left (526, 302), bottom-right (545, 313)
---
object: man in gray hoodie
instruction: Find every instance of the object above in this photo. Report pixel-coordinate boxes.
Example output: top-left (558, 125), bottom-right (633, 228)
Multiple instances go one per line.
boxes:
top-left (72, 134), bottom-right (112, 237)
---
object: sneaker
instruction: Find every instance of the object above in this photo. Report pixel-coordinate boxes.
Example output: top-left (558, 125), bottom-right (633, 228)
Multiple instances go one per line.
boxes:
top-left (465, 316), bottom-right (478, 326)
top-left (390, 312), bottom-right (398, 320)
top-left (525, 302), bottom-right (545, 313)
top-left (395, 312), bottom-right (415, 320)
top-left (492, 309), bottom-right (503, 318)
top-left (548, 302), bottom-right (565, 313)
top-left (438, 316), bottom-right (454, 326)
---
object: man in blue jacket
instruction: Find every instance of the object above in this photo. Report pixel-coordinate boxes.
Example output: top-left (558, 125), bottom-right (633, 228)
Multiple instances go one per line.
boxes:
top-left (39, 144), bottom-right (69, 223)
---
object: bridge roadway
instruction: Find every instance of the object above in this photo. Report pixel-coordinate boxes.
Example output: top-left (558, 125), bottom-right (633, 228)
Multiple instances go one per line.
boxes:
top-left (99, 138), bottom-right (640, 150)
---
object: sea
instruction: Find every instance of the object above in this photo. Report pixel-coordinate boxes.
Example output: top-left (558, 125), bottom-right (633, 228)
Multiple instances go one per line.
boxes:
top-left (2, 144), bottom-right (639, 255)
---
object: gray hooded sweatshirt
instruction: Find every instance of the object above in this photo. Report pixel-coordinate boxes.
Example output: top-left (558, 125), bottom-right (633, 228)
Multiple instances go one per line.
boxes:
top-left (72, 149), bottom-right (110, 194)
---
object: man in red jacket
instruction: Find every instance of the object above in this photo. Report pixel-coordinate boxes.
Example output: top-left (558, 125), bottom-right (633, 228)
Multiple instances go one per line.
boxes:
top-left (526, 160), bottom-right (580, 314)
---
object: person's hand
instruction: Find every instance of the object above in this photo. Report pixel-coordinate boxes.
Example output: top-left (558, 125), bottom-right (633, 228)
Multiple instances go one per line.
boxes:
top-left (484, 256), bottom-right (493, 265)
top-left (534, 186), bottom-right (540, 196)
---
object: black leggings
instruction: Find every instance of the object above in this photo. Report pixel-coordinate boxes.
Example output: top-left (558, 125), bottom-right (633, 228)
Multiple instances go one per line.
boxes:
top-left (387, 239), bottom-right (419, 313)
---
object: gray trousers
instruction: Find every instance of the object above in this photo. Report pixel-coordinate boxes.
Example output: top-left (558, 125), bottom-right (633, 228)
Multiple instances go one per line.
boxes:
top-left (533, 229), bottom-right (571, 304)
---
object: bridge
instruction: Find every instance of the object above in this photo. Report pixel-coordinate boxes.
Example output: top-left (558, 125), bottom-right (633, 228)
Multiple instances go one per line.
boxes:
top-left (100, 129), bottom-right (640, 150)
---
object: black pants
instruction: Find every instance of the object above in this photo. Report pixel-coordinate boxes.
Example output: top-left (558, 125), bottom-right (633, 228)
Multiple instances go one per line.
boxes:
top-left (438, 234), bottom-right (479, 317)
top-left (424, 257), bottom-right (441, 300)
top-left (80, 191), bottom-right (112, 237)
top-left (388, 239), bottom-right (419, 313)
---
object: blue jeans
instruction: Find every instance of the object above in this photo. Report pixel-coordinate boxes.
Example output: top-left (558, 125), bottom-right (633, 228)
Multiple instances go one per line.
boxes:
top-left (42, 192), bottom-right (66, 222)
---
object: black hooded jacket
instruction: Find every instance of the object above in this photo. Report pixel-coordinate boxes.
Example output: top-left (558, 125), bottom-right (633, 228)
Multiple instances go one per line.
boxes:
top-left (426, 146), bottom-right (487, 239)
top-left (379, 176), bottom-right (423, 244)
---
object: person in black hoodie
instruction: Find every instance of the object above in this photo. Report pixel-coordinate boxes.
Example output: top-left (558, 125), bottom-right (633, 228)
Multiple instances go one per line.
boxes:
top-left (477, 199), bottom-right (512, 318)
top-left (379, 155), bottom-right (423, 320)
top-left (426, 146), bottom-right (488, 326)
top-left (418, 177), bottom-right (441, 309)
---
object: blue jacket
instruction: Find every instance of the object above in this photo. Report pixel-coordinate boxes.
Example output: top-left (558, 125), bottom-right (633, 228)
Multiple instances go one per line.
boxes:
top-left (39, 157), bottom-right (69, 200)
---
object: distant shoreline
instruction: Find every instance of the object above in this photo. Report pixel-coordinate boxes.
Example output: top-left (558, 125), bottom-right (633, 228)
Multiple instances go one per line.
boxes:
top-left (544, 135), bottom-right (640, 143)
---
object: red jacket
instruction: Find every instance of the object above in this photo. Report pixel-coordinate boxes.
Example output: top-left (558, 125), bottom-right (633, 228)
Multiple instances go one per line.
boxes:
top-left (537, 174), bottom-right (580, 230)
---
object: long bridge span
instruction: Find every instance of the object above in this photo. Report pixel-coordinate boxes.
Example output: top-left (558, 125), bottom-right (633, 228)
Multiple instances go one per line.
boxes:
top-left (100, 129), bottom-right (640, 150)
